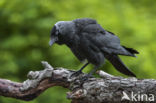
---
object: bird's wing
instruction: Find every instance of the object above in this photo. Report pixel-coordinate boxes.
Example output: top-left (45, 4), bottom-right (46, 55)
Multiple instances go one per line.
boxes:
top-left (81, 24), bottom-right (137, 77)
top-left (82, 24), bottom-right (136, 56)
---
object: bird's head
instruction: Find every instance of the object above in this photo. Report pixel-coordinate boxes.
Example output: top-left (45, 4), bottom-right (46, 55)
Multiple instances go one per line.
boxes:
top-left (49, 21), bottom-right (75, 46)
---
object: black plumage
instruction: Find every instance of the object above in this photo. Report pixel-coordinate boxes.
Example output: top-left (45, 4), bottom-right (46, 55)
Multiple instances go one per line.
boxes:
top-left (49, 18), bottom-right (139, 77)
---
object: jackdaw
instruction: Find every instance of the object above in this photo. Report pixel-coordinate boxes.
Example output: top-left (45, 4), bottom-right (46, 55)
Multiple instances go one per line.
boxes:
top-left (49, 18), bottom-right (139, 77)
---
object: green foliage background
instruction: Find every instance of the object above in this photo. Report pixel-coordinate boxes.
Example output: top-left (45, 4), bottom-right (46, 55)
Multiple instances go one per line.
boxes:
top-left (0, 0), bottom-right (156, 103)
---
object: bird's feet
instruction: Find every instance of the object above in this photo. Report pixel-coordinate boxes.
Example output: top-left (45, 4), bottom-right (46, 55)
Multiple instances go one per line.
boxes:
top-left (70, 71), bottom-right (93, 82)
top-left (79, 73), bottom-right (93, 82)
top-left (70, 70), bottom-right (83, 78)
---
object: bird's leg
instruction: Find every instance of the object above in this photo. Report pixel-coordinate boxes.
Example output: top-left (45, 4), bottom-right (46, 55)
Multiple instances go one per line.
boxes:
top-left (71, 62), bottom-right (89, 77)
top-left (88, 65), bottom-right (99, 76)
top-left (78, 62), bottom-right (89, 73)
top-left (80, 65), bottom-right (100, 81)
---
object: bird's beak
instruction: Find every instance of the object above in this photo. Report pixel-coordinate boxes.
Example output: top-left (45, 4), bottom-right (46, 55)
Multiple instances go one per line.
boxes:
top-left (49, 38), bottom-right (56, 46)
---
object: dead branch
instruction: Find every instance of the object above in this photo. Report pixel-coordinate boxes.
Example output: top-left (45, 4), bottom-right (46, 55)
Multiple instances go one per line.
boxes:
top-left (0, 61), bottom-right (156, 103)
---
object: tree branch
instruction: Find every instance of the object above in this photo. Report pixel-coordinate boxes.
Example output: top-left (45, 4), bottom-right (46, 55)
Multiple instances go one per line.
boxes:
top-left (0, 61), bottom-right (156, 103)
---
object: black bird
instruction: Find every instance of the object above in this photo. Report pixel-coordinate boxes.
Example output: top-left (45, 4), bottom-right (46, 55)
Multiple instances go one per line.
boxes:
top-left (49, 18), bottom-right (139, 77)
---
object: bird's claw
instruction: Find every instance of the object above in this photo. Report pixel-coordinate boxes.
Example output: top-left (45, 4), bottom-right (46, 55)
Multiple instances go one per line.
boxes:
top-left (79, 73), bottom-right (93, 82)
top-left (70, 70), bottom-right (83, 78)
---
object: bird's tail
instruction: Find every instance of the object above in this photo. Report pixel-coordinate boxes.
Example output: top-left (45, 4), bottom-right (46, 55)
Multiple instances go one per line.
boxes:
top-left (122, 46), bottom-right (139, 55)
top-left (105, 54), bottom-right (136, 77)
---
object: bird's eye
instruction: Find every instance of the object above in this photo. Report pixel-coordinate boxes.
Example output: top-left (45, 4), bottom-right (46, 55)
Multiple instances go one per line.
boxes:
top-left (50, 25), bottom-right (60, 37)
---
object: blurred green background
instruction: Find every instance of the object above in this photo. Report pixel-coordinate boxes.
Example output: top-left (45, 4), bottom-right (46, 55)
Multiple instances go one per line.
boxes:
top-left (0, 0), bottom-right (156, 103)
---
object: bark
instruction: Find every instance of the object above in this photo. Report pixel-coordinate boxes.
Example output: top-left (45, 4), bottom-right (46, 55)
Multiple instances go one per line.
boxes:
top-left (0, 61), bottom-right (156, 103)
